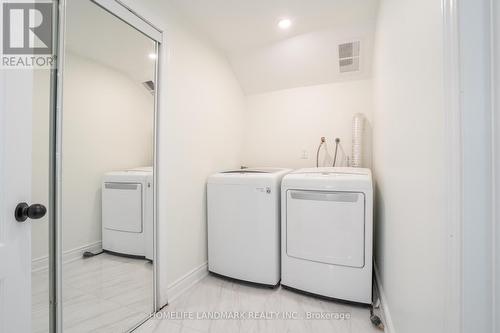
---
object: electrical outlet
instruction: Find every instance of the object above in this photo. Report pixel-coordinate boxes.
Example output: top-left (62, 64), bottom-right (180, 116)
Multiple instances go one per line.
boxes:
top-left (301, 150), bottom-right (308, 159)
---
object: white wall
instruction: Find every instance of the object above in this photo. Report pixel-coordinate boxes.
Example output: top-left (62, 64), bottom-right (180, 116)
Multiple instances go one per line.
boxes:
top-left (243, 80), bottom-right (373, 169)
top-left (159, 22), bottom-right (245, 289)
top-left (372, 0), bottom-right (447, 332)
top-left (121, 0), bottom-right (246, 303)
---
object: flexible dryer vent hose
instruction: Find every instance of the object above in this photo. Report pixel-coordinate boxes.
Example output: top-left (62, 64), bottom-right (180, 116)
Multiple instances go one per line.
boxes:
top-left (351, 113), bottom-right (365, 168)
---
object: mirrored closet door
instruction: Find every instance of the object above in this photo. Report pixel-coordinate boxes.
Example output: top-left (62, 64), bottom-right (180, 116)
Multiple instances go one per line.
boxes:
top-left (58, 1), bottom-right (158, 331)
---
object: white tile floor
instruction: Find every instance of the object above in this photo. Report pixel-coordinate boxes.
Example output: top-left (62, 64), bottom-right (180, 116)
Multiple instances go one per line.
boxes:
top-left (32, 253), bottom-right (154, 333)
top-left (136, 275), bottom-right (383, 333)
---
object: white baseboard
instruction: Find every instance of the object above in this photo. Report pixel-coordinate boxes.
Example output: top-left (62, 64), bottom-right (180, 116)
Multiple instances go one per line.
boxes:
top-left (32, 241), bottom-right (103, 273)
top-left (374, 264), bottom-right (396, 333)
top-left (166, 262), bottom-right (208, 303)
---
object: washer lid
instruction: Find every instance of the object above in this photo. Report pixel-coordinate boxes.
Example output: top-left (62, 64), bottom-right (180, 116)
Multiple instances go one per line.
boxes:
top-left (220, 167), bottom-right (289, 174)
top-left (104, 167), bottom-right (153, 178)
top-left (208, 167), bottom-right (292, 184)
top-left (128, 166), bottom-right (153, 173)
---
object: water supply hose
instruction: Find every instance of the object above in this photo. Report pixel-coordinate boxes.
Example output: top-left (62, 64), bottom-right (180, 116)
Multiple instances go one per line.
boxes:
top-left (316, 137), bottom-right (326, 167)
top-left (332, 138), bottom-right (340, 167)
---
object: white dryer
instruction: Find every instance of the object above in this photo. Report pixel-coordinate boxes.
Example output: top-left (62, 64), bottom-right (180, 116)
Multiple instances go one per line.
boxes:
top-left (102, 167), bottom-right (153, 260)
top-left (281, 167), bottom-right (373, 304)
top-left (207, 168), bottom-right (291, 286)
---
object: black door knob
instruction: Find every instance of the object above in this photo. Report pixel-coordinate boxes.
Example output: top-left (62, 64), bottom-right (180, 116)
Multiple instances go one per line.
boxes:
top-left (15, 202), bottom-right (47, 222)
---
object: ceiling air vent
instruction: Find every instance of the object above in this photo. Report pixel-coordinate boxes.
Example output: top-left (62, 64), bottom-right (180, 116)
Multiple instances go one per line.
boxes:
top-left (142, 80), bottom-right (155, 95)
top-left (338, 41), bottom-right (360, 73)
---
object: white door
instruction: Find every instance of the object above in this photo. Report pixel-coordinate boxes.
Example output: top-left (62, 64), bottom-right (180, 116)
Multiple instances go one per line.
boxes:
top-left (0, 69), bottom-right (34, 331)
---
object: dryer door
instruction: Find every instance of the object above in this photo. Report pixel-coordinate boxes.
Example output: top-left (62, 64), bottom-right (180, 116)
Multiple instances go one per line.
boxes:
top-left (286, 190), bottom-right (365, 268)
top-left (103, 182), bottom-right (143, 233)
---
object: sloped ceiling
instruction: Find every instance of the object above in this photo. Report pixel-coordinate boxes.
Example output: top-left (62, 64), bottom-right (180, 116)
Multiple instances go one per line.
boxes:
top-left (66, 0), bottom-right (156, 84)
top-left (167, 0), bottom-right (379, 94)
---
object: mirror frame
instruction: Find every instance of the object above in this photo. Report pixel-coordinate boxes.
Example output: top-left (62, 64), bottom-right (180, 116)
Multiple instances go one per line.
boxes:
top-left (50, 1), bottom-right (163, 331)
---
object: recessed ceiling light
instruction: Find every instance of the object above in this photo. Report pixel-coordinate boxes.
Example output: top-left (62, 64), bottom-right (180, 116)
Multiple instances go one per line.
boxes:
top-left (278, 18), bottom-right (292, 30)
top-left (148, 53), bottom-right (157, 60)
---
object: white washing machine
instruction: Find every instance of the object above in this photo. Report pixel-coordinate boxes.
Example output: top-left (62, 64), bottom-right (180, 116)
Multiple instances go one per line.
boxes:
top-left (102, 167), bottom-right (153, 260)
top-left (281, 167), bottom-right (373, 304)
top-left (207, 168), bottom-right (291, 286)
